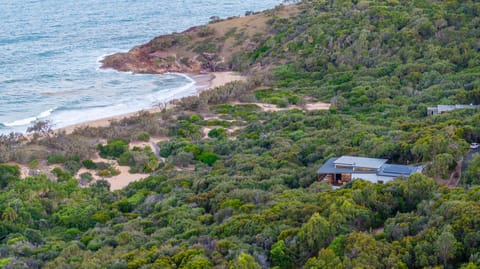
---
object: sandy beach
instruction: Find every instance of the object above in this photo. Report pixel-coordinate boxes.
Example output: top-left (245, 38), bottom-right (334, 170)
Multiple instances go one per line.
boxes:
top-left (10, 71), bottom-right (246, 191)
top-left (56, 71), bottom-right (246, 134)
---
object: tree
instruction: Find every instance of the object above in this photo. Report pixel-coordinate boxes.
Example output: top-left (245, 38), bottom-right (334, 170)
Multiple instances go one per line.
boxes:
top-left (298, 213), bottom-right (334, 256)
top-left (196, 152), bottom-right (219, 166)
top-left (463, 153), bottom-right (480, 185)
top-left (401, 173), bottom-right (437, 211)
top-left (304, 249), bottom-right (343, 269)
top-left (2, 207), bottom-right (17, 222)
top-left (270, 240), bottom-right (293, 269)
top-left (27, 120), bottom-right (53, 138)
top-left (431, 153), bottom-right (455, 179)
top-left (230, 253), bottom-right (261, 269)
top-left (435, 225), bottom-right (457, 268)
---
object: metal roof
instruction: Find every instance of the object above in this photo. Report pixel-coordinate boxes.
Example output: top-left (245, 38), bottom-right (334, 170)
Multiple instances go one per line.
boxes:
top-left (377, 164), bottom-right (422, 177)
top-left (317, 157), bottom-right (378, 174)
top-left (317, 156), bottom-right (423, 180)
top-left (317, 158), bottom-right (352, 174)
top-left (334, 156), bottom-right (387, 169)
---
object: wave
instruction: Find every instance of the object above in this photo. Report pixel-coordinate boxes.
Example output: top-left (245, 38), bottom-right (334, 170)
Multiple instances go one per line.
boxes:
top-left (37, 107), bottom-right (56, 118)
top-left (2, 107), bottom-right (56, 127)
top-left (3, 116), bottom-right (37, 127)
top-left (149, 73), bottom-right (197, 103)
top-left (169, 72), bottom-right (196, 84)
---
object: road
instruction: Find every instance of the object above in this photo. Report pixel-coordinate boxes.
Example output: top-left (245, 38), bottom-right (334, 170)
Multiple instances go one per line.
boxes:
top-left (462, 147), bottom-right (480, 173)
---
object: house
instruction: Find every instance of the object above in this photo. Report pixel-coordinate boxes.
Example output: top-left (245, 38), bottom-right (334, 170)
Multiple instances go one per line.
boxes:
top-left (427, 104), bottom-right (478, 116)
top-left (317, 156), bottom-right (422, 185)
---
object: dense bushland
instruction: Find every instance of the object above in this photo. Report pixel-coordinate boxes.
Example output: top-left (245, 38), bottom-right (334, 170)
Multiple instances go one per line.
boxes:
top-left (1, 0), bottom-right (480, 268)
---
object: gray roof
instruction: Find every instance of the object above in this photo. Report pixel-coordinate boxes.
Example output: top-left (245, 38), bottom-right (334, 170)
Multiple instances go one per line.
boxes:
top-left (334, 156), bottom-right (387, 169)
top-left (317, 157), bottom-right (377, 174)
top-left (317, 158), bottom-right (351, 174)
top-left (377, 164), bottom-right (422, 177)
top-left (317, 157), bottom-right (423, 179)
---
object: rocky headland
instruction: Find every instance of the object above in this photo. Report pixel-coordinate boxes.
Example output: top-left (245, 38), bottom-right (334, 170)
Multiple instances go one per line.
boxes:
top-left (100, 4), bottom-right (298, 74)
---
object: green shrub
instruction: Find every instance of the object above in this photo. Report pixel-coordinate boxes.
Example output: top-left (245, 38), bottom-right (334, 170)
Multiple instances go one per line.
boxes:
top-left (95, 162), bottom-right (110, 170)
top-left (196, 152), bottom-right (219, 166)
top-left (221, 199), bottom-right (243, 210)
top-left (97, 167), bottom-right (120, 178)
top-left (194, 39), bottom-right (218, 54)
top-left (24, 228), bottom-right (43, 244)
top-left (0, 258), bottom-right (12, 268)
top-left (52, 167), bottom-right (72, 182)
top-left (183, 144), bottom-right (203, 156)
top-left (79, 172), bottom-right (93, 183)
top-left (188, 114), bottom-right (203, 123)
top-left (0, 164), bottom-right (20, 188)
top-left (28, 159), bottom-right (39, 169)
top-left (63, 228), bottom-right (82, 241)
top-left (97, 139), bottom-right (129, 158)
top-left (137, 132), bottom-right (150, 142)
top-left (171, 152), bottom-right (194, 167)
top-left (82, 159), bottom-right (97, 169)
top-left (80, 234), bottom-right (94, 245)
top-left (87, 238), bottom-right (102, 251)
top-left (118, 151), bottom-right (134, 166)
top-left (47, 153), bottom-right (65, 164)
top-left (208, 128), bottom-right (227, 139)
top-left (63, 160), bottom-right (82, 176)
top-left (159, 140), bottom-right (188, 158)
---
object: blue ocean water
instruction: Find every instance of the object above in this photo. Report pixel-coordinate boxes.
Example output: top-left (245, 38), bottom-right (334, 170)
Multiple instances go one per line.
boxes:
top-left (0, 0), bottom-right (281, 134)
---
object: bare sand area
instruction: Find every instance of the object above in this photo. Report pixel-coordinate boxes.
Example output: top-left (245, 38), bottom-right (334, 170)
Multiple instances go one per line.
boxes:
top-left (230, 101), bottom-right (331, 112)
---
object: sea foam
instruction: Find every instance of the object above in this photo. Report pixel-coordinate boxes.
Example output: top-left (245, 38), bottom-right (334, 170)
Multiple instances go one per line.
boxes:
top-left (3, 107), bottom-right (56, 127)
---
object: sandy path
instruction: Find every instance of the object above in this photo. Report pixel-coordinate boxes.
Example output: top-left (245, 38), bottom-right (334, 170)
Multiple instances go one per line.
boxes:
top-left (208, 72), bottom-right (246, 89)
top-left (107, 165), bottom-right (148, 191)
top-left (89, 155), bottom-right (149, 191)
top-left (230, 101), bottom-right (330, 112)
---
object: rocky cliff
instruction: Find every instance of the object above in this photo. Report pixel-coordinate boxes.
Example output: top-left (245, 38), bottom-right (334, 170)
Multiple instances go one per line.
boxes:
top-left (100, 4), bottom-right (297, 74)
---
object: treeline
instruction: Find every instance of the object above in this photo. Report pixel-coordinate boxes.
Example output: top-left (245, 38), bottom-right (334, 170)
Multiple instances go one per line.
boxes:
top-left (1, 163), bottom-right (480, 268)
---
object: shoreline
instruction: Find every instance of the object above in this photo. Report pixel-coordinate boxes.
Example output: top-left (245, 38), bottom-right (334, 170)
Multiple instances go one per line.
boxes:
top-left (56, 71), bottom-right (246, 135)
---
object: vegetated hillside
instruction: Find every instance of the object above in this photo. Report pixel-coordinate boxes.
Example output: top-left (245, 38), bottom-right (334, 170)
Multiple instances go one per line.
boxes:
top-left (1, 0), bottom-right (480, 268)
top-left (101, 4), bottom-right (298, 73)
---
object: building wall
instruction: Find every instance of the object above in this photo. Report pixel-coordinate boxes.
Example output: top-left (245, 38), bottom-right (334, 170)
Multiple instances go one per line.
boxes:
top-left (352, 173), bottom-right (396, 184)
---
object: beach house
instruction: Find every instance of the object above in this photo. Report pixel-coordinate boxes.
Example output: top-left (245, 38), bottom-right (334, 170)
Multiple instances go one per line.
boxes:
top-left (427, 104), bottom-right (478, 116)
top-left (317, 156), bottom-right (423, 185)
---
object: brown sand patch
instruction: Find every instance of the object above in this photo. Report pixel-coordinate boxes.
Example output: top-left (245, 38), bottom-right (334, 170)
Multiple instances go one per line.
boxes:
top-left (304, 102), bottom-right (331, 111)
top-left (231, 101), bottom-right (330, 112)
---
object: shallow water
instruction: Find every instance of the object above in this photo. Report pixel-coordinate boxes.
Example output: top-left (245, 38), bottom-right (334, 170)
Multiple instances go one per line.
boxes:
top-left (0, 0), bottom-right (281, 133)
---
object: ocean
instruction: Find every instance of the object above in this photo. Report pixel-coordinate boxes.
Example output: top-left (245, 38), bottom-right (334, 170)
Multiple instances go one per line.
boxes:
top-left (0, 0), bottom-right (282, 134)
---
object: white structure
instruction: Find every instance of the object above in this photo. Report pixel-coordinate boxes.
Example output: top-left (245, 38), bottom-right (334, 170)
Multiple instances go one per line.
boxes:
top-left (317, 156), bottom-right (423, 185)
top-left (427, 104), bottom-right (478, 116)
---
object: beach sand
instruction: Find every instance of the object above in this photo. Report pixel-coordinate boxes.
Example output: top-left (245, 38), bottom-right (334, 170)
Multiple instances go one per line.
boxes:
top-left (56, 71), bottom-right (246, 134)
top-left (35, 71), bottom-right (244, 190)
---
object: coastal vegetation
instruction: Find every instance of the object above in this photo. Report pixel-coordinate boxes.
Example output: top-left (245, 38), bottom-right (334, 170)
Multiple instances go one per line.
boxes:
top-left (1, 0), bottom-right (480, 268)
